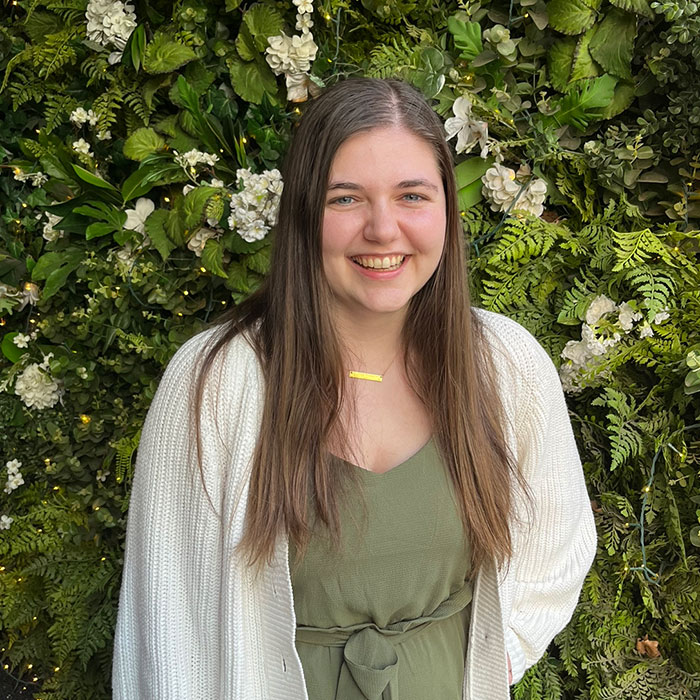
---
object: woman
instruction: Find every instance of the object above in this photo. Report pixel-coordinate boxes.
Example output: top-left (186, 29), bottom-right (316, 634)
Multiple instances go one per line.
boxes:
top-left (113, 78), bottom-right (596, 699)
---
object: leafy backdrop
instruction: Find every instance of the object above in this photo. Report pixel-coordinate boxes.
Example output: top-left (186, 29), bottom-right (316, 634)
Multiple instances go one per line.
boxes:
top-left (0, 0), bottom-right (699, 698)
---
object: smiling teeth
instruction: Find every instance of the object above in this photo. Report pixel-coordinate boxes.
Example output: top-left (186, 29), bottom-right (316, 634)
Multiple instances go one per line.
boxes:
top-left (352, 255), bottom-right (406, 270)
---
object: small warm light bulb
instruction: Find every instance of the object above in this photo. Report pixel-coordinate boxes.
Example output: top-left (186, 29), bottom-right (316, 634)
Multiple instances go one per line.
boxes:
top-left (221, 300), bottom-right (226, 305)
top-left (54, 667), bottom-right (60, 673)
top-left (80, 414), bottom-right (91, 424)
top-left (324, 12), bottom-right (331, 19)
top-left (26, 663), bottom-right (32, 669)
top-left (219, 149), bottom-right (224, 153)
top-left (200, 266), bottom-right (206, 272)
top-left (44, 458), bottom-right (51, 465)
top-left (29, 318), bottom-right (36, 324)
top-left (241, 137), bottom-right (247, 144)
top-left (94, 505), bottom-right (100, 511)
top-left (21, 202), bottom-right (28, 208)
top-left (643, 485), bottom-right (651, 493)
top-left (32, 677), bottom-right (38, 682)
top-left (177, 312), bottom-right (183, 317)
top-left (3, 665), bottom-right (7, 671)
top-left (183, 290), bottom-right (189, 296)
top-left (32, 616), bottom-right (37, 620)
top-left (101, 557), bottom-right (106, 562)
top-left (0, 319), bottom-right (5, 327)
top-left (53, 486), bottom-right (60, 491)
top-left (17, 577), bottom-right (23, 582)
top-left (163, 196), bottom-right (171, 203)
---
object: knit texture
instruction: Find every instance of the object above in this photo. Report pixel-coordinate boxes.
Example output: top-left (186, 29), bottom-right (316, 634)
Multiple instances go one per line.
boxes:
top-left (112, 309), bottom-right (597, 699)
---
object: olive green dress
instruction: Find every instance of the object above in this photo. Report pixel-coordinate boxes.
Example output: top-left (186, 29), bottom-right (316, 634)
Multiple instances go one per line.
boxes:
top-left (289, 438), bottom-right (473, 700)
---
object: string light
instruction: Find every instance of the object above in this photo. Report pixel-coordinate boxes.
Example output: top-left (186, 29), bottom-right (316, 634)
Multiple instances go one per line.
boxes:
top-left (101, 557), bottom-right (106, 562)
top-left (80, 414), bottom-right (91, 424)
top-left (21, 202), bottom-right (28, 208)
top-left (241, 137), bottom-right (247, 144)
top-left (54, 667), bottom-right (60, 673)
top-left (200, 266), bottom-right (206, 272)
top-left (163, 196), bottom-right (170, 203)
top-left (183, 290), bottom-right (189, 296)
top-left (0, 319), bottom-right (5, 326)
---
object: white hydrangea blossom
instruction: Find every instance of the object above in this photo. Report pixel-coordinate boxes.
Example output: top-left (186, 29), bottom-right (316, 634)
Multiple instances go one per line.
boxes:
top-left (617, 301), bottom-right (643, 332)
top-left (72, 138), bottom-right (94, 157)
top-left (85, 0), bottom-right (137, 54)
top-left (187, 228), bottom-right (220, 257)
top-left (444, 96), bottom-right (489, 158)
top-left (266, 0), bottom-right (318, 102)
top-left (639, 324), bottom-right (654, 339)
top-left (4, 459), bottom-right (24, 495)
top-left (0, 515), bottom-right (13, 530)
top-left (227, 168), bottom-right (283, 243)
top-left (13, 168), bottom-right (48, 187)
top-left (585, 294), bottom-right (617, 326)
top-left (482, 163), bottom-right (548, 217)
top-left (653, 309), bottom-right (670, 323)
top-left (14, 360), bottom-right (61, 410)
top-left (70, 107), bottom-right (98, 127)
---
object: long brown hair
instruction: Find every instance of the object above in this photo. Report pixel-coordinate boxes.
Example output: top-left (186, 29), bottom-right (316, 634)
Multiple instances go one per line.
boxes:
top-left (194, 78), bottom-right (521, 575)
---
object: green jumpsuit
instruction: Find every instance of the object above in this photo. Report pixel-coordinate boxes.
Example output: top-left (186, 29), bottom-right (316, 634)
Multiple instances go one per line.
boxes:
top-left (289, 438), bottom-right (473, 700)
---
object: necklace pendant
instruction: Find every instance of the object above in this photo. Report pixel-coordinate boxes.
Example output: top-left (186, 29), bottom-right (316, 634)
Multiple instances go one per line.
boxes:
top-left (348, 370), bottom-right (383, 382)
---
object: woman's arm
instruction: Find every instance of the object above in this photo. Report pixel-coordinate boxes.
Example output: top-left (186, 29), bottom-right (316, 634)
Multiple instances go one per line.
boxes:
top-left (491, 317), bottom-right (597, 684)
top-left (112, 331), bottom-right (230, 699)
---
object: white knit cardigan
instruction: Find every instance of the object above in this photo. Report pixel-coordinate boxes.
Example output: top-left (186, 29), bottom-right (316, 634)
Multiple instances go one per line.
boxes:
top-left (113, 309), bottom-right (597, 700)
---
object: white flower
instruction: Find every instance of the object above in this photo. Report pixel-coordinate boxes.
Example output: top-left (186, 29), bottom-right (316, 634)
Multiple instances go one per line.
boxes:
top-left (209, 178), bottom-right (225, 188)
top-left (639, 324), bottom-right (654, 339)
top-left (70, 107), bottom-right (98, 127)
top-left (187, 228), bottom-right (219, 256)
top-left (18, 282), bottom-right (40, 311)
top-left (653, 309), bottom-right (670, 324)
top-left (581, 323), bottom-right (608, 357)
top-left (293, 0), bottom-right (314, 12)
top-left (266, 31), bottom-right (318, 77)
top-left (85, 0), bottom-right (136, 50)
top-left (586, 295), bottom-right (617, 326)
top-left (0, 515), bottom-right (13, 529)
top-left (72, 138), bottom-right (93, 157)
top-left (517, 178), bottom-right (547, 217)
top-left (43, 212), bottom-right (63, 242)
top-left (617, 301), bottom-right (642, 332)
top-left (6, 459), bottom-right (22, 475)
top-left (124, 198), bottom-right (155, 234)
top-left (96, 130), bottom-right (112, 141)
top-left (77, 367), bottom-right (89, 379)
top-left (4, 472), bottom-right (24, 494)
top-left (445, 96), bottom-right (489, 158)
top-left (296, 12), bottom-right (314, 31)
top-left (561, 340), bottom-right (590, 367)
top-left (13, 333), bottom-right (30, 349)
top-left (226, 168), bottom-right (283, 242)
top-left (96, 469), bottom-right (110, 483)
top-left (13, 169), bottom-right (48, 187)
top-left (174, 149), bottom-right (219, 170)
top-left (14, 363), bottom-right (62, 410)
top-left (482, 164), bottom-right (521, 210)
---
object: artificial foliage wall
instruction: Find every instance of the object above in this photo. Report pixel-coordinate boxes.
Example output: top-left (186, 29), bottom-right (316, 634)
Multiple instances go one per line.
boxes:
top-left (0, 0), bottom-right (699, 697)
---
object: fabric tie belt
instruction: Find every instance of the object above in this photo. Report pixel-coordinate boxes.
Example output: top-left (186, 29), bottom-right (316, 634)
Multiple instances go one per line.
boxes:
top-left (295, 582), bottom-right (473, 700)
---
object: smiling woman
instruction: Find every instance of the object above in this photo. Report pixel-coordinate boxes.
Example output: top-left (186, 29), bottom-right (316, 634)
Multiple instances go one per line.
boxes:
top-left (113, 78), bottom-right (596, 700)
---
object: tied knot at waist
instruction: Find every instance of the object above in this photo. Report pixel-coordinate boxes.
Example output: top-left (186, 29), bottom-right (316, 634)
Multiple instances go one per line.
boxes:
top-left (295, 581), bottom-right (473, 700)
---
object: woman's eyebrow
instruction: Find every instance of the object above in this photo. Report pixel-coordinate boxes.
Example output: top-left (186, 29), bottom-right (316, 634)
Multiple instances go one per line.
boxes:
top-left (328, 181), bottom-right (361, 191)
top-left (328, 179), bottom-right (439, 191)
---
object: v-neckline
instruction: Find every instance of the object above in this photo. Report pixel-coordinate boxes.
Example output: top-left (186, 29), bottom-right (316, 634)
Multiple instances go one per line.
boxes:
top-left (336, 437), bottom-right (434, 477)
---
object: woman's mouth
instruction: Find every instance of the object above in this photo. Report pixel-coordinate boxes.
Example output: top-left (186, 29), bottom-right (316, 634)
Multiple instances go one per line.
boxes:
top-left (350, 255), bottom-right (406, 271)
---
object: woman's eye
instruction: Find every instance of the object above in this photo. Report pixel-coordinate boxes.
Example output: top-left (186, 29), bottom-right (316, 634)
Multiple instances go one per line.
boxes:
top-left (403, 193), bottom-right (423, 202)
top-left (331, 196), bottom-right (354, 205)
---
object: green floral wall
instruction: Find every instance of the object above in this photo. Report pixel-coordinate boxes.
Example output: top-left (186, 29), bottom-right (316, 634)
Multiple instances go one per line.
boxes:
top-left (0, 0), bottom-right (699, 697)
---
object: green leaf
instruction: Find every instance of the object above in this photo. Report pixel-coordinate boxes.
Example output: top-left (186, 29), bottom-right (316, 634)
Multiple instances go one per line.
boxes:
top-left (228, 57), bottom-right (278, 104)
top-left (458, 179), bottom-right (484, 210)
top-left (245, 247), bottom-right (271, 275)
top-left (43, 264), bottom-right (75, 299)
top-left (123, 128), bottom-right (166, 161)
top-left (85, 222), bottom-right (116, 240)
top-left (690, 526), bottom-right (700, 547)
top-left (609, 0), bottom-right (653, 19)
top-left (570, 29), bottom-right (600, 82)
top-left (601, 80), bottom-right (635, 119)
top-left (201, 239), bottom-right (228, 277)
top-left (243, 4), bottom-right (285, 52)
top-left (455, 157), bottom-right (492, 189)
top-left (548, 0), bottom-right (602, 35)
top-left (548, 38), bottom-right (576, 91)
top-left (447, 17), bottom-right (483, 62)
top-left (184, 186), bottom-right (218, 228)
top-left (143, 33), bottom-right (198, 74)
top-left (226, 0), bottom-right (242, 10)
top-left (144, 210), bottom-right (176, 261)
top-left (551, 74), bottom-right (617, 130)
top-left (71, 165), bottom-right (120, 193)
top-left (1, 333), bottom-right (26, 363)
top-left (589, 8), bottom-right (637, 80)
top-left (32, 250), bottom-right (82, 298)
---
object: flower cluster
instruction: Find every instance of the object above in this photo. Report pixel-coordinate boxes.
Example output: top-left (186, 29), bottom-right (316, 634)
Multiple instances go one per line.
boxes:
top-left (227, 168), bottom-right (283, 243)
top-left (559, 295), bottom-right (671, 393)
top-left (42, 212), bottom-right (64, 242)
top-left (174, 149), bottom-right (220, 175)
top-left (14, 354), bottom-right (62, 410)
top-left (73, 138), bottom-right (94, 158)
top-left (265, 0), bottom-right (318, 101)
top-left (0, 515), bottom-right (13, 530)
top-left (85, 0), bottom-right (137, 62)
top-left (13, 168), bottom-right (48, 187)
top-left (70, 108), bottom-right (98, 127)
top-left (445, 96), bottom-right (489, 158)
top-left (482, 163), bottom-right (548, 217)
top-left (4, 459), bottom-right (24, 495)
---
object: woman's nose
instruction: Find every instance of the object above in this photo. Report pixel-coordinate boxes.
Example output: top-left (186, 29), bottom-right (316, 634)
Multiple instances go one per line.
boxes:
top-left (363, 202), bottom-right (401, 243)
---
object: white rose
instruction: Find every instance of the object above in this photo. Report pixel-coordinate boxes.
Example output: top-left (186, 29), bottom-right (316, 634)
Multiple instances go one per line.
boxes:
top-left (14, 363), bottom-right (62, 410)
top-left (585, 295), bottom-right (617, 326)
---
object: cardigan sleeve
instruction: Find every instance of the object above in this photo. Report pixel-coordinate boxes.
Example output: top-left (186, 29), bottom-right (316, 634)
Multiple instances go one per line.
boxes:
top-left (484, 314), bottom-right (597, 685)
top-left (112, 329), bottom-right (246, 699)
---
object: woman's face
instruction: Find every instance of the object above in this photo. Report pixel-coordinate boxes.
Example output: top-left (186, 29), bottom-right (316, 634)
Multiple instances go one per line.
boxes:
top-left (321, 126), bottom-right (447, 325)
